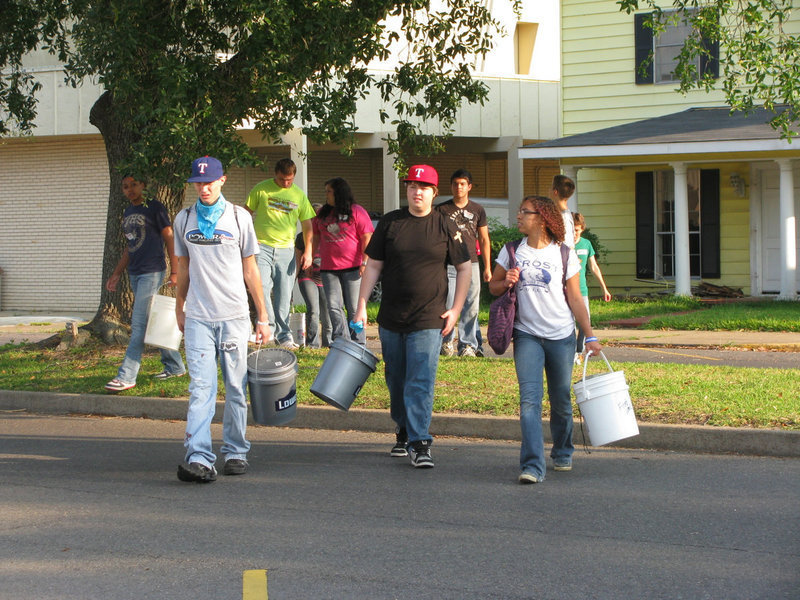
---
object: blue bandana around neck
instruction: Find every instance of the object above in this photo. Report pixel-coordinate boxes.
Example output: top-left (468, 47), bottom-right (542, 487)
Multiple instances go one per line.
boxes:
top-left (195, 195), bottom-right (227, 239)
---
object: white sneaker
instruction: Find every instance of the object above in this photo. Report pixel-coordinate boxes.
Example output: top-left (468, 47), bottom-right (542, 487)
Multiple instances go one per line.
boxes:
top-left (280, 340), bottom-right (299, 350)
top-left (440, 341), bottom-right (456, 357)
top-left (459, 346), bottom-right (477, 357)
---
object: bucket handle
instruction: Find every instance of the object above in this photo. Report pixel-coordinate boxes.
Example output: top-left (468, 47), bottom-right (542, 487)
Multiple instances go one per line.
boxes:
top-left (581, 350), bottom-right (614, 390)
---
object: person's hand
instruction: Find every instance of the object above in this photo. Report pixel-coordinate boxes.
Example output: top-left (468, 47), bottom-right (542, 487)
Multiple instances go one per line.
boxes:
top-left (440, 309), bottom-right (458, 337)
top-left (482, 267), bottom-right (492, 283)
top-left (299, 250), bottom-right (313, 272)
top-left (603, 290), bottom-right (612, 302)
top-left (105, 273), bottom-right (120, 292)
top-left (584, 340), bottom-right (602, 357)
top-left (254, 320), bottom-right (272, 345)
top-left (176, 309), bottom-right (186, 333)
top-left (504, 267), bottom-right (520, 288)
top-left (167, 272), bottom-right (178, 288)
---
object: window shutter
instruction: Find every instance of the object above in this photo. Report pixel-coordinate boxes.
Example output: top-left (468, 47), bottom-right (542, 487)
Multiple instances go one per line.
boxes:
top-left (634, 13), bottom-right (654, 84)
top-left (635, 171), bottom-right (655, 279)
top-left (700, 33), bottom-right (720, 79)
top-left (700, 169), bottom-right (720, 278)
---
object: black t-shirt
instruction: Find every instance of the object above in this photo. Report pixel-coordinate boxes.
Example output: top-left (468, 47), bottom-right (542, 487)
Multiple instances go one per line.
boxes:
top-left (435, 198), bottom-right (488, 263)
top-left (366, 208), bottom-right (470, 332)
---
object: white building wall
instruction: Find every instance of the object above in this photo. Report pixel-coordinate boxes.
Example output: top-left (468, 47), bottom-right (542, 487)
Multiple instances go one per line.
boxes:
top-left (0, 136), bottom-right (108, 311)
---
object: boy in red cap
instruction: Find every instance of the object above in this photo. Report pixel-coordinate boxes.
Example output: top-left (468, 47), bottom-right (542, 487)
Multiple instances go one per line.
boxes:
top-left (354, 165), bottom-right (471, 468)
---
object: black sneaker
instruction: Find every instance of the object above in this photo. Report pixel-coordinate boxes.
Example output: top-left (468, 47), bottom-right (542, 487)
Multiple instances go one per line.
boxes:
top-left (408, 443), bottom-right (434, 468)
top-left (177, 461), bottom-right (217, 483)
top-left (223, 458), bottom-right (249, 476)
top-left (390, 428), bottom-right (408, 457)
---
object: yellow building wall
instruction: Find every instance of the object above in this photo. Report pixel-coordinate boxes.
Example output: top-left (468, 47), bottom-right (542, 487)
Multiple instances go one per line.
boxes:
top-left (560, 0), bottom-right (800, 136)
top-left (576, 162), bottom-right (753, 296)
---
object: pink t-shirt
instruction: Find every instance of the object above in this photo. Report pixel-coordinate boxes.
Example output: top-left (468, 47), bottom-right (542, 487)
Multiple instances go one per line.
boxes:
top-left (313, 204), bottom-right (374, 271)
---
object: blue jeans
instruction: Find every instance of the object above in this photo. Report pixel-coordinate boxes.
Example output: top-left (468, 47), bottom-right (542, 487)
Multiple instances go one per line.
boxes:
top-left (379, 327), bottom-right (441, 446)
top-left (183, 317), bottom-right (251, 468)
top-left (256, 244), bottom-right (296, 344)
top-left (322, 269), bottom-right (365, 344)
top-left (513, 329), bottom-right (576, 478)
top-left (298, 279), bottom-right (332, 348)
top-left (443, 262), bottom-right (481, 350)
top-left (117, 270), bottom-right (185, 384)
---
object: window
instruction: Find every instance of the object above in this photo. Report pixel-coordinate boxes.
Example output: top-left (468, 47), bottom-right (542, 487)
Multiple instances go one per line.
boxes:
top-left (514, 22), bottom-right (539, 75)
top-left (634, 12), bottom-right (719, 85)
top-left (636, 170), bottom-right (720, 280)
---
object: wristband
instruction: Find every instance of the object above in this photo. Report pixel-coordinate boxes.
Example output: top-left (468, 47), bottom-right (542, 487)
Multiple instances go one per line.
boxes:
top-left (584, 336), bottom-right (598, 343)
top-left (257, 321), bottom-right (269, 326)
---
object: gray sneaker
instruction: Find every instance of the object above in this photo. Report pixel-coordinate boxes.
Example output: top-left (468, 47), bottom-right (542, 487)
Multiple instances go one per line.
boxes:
top-left (440, 341), bottom-right (456, 357)
top-left (177, 462), bottom-right (217, 483)
top-left (518, 472), bottom-right (543, 484)
top-left (459, 345), bottom-right (477, 357)
top-left (409, 444), bottom-right (434, 468)
top-left (390, 429), bottom-right (408, 457)
top-left (553, 457), bottom-right (572, 472)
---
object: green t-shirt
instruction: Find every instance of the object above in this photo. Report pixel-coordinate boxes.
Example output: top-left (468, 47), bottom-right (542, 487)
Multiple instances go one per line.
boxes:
top-left (245, 179), bottom-right (315, 248)
top-left (574, 236), bottom-right (595, 297)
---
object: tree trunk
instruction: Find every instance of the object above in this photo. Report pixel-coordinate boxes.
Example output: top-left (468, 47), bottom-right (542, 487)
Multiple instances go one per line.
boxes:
top-left (85, 91), bottom-right (184, 344)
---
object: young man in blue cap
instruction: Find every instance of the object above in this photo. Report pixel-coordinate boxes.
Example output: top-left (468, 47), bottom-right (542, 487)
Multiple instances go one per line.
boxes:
top-left (173, 156), bottom-right (271, 483)
top-left (354, 165), bottom-right (471, 468)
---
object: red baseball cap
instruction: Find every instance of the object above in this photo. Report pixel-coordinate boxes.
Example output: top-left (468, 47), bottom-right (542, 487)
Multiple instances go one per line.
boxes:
top-left (404, 164), bottom-right (438, 187)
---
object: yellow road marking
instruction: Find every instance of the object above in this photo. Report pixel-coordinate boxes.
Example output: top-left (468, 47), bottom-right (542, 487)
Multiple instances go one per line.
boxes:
top-left (632, 347), bottom-right (722, 361)
top-left (243, 570), bottom-right (267, 600)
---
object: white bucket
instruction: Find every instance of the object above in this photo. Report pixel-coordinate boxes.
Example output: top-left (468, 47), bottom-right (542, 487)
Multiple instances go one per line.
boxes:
top-left (572, 351), bottom-right (639, 447)
top-left (310, 338), bottom-right (379, 411)
top-left (144, 294), bottom-right (182, 351)
top-left (289, 312), bottom-right (306, 346)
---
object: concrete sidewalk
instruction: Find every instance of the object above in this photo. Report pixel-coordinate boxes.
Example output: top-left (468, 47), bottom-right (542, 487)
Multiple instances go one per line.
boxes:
top-left (1, 311), bottom-right (798, 458)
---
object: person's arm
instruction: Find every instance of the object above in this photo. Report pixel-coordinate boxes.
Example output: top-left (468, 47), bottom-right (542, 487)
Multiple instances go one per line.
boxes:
top-left (242, 254), bottom-right (272, 344)
top-left (175, 255), bottom-right (190, 333)
top-left (358, 231), bottom-right (373, 277)
top-left (105, 247), bottom-right (130, 292)
top-left (354, 259), bottom-right (383, 326)
top-left (488, 262), bottom-right (518, 296)
top-left (565, 274), bottom-right (601, 355)
top-left (440, 260), bottom-right (471, 337)
top-left (477, 225), bottom-right (492, 283)
top-left (299, 219), bottom-right (313, 271)
top-left (588, 256), bottom-right (612, 302)
top-left (161, 226), bottom-right (179, 288)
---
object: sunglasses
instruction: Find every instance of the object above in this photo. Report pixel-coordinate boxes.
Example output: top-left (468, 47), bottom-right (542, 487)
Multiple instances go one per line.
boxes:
top-left (517, 208), bottom-right (539, 216)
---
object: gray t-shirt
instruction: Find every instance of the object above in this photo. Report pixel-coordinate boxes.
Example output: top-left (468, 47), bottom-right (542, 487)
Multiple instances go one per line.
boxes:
top-left (174, 200), bottom-right (259, 322)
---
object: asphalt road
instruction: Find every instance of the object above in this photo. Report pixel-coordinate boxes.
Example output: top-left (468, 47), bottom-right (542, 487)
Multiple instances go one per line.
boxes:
top-left (2, 414), bottom-right (797, 600)
top-left (600, 344), bottom-right (800, 368)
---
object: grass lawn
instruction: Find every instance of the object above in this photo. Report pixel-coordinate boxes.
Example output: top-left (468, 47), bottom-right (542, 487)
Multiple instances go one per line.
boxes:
top-left (1, 339), bottom-right (797, 430)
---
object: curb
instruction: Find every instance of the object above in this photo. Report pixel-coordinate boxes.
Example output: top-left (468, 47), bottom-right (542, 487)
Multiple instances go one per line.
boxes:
top-left (2, 390), bottom-right (798, 458)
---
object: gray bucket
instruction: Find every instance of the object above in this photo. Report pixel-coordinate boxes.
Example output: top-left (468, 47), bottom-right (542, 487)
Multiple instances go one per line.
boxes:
top-left (310, 338), bottom-right (379, 411)
top-left (247, 348), bottom-right (298, 426)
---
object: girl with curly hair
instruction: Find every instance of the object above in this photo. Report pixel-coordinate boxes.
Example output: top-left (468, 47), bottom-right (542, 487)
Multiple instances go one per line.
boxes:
top-left (489, 195), bottom-right (602, 484)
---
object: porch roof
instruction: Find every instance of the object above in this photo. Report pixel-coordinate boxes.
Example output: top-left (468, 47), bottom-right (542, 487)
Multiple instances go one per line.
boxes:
top-left (520, 106), bottom-right (799, 162)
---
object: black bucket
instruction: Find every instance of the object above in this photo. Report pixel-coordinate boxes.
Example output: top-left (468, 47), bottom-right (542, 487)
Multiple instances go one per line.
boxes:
top-left (247, 348), bottom-right (298, 426)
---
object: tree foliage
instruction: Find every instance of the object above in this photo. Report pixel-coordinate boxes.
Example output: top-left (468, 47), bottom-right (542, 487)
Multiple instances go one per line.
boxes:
top-left (1, 0), bottom-right (521, 186)
top-left (618, 0), bottom-right (799, 137)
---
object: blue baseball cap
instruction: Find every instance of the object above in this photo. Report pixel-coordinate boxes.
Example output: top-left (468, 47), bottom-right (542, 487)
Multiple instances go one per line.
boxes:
top-left (187, 156), bottom-right (224, 182)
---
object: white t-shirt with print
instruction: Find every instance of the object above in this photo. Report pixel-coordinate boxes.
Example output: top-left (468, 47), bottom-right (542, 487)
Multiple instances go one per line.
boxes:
top-left (496, 239), bottom-right (581, 340)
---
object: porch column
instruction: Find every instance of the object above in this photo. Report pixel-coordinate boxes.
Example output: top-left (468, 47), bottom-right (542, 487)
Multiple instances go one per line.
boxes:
top-left (563, 166), bottom-right (578, 212)
top-left (776, 159), bottom-right (798, 300)
top-left (282, 128), bottom-right (308, 192)
top-left (671, 162), bottom-right (692, 296)
top-left (381, 137), bottom-right (400, 214)
top-left (507, 136), bottom-right (524, 227)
